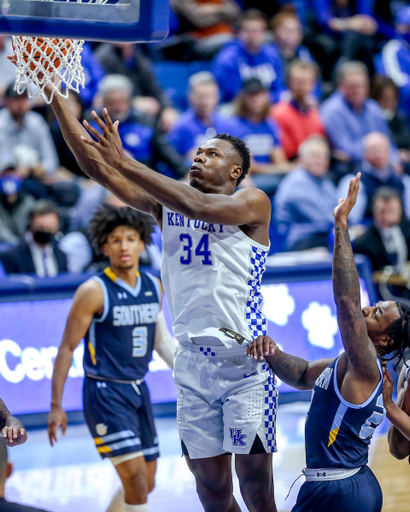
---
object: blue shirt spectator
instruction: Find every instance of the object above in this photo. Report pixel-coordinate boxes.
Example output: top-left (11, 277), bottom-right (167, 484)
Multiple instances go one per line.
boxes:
top-left (275, 136), bottom-right (337, 251)
top-left (320, 61), bottom-right (398, 165)
top-left (375, 6), bottom-right (410, 120)
top-left (313, 0), bottom-right (375, 33)
top-left (78, 44), bottom-right (105, 109)
top-left (337, 132), bottom-right (404, 224)
top-left (95, 75), bottom-right (187, 177)
top-left (213, 10), bottom-right (285, 103)
top-left (168, 72), bottom-right (235, 164)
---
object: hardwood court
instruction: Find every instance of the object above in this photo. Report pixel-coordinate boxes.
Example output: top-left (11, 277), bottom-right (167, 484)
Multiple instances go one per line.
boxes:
top-left (371, 434), bottom-right (410, 512)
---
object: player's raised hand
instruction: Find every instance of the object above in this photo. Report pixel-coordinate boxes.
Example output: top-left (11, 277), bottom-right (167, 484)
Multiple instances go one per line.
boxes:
top-left (47, 405), bottom-right (67, 447)
top-left (247, 335), bottom-right (278, 361)
top-left (2, 416), bottom-right (27, 447)
top-left (333, 172), bottom-right (361, 224)
top-left (383, 367), bottom-right (395, 408)
top-left (81, 109), bottom-right (126, 170)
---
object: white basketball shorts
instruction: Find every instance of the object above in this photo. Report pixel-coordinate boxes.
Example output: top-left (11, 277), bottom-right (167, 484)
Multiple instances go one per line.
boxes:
top-left (174, 341), bottom-right (278, 460)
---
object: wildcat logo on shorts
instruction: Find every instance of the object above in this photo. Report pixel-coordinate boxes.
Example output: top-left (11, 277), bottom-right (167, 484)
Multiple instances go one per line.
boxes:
top-left (230, 428), bottom-right (247, 446)
top-left (96, 423), bottom-right (108, 436)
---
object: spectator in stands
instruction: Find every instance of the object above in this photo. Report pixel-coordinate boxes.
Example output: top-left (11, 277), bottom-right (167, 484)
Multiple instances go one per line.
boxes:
top-left (337, 132), bottom-right (404, 224)
top-left (275, 136), bottom-right (337, 251)
top-left (76, 43), bottom-right (105, 110)
top-left (375, 6), bottom-right (410, 120)
top-left (371, 75), bottom-right (410, 170)
top-left (0, 200), bottom-right (67, 277)
top-left (228, 78), bottom-right (292, 195)
top-left (354, 187), bottom-right (410, 272)
top-left (271, 9), bottom-right (316, 70)
top-left (96, 75), bottom-right (187, 179)
top-left (95, 43), bottom-right (171, 116)
top-left (313, 0), bottom-right (378, 75)
top-left (168, 71), bottom-right (234, 163)
top-left (0, 438), bottom-right (51, 512)
top-left (0, 82), bottom-right (59, 175)
top-left (272, 60), bottom-right (325, 160)
top-left (50, 92), bottom-right (86, 178)
top-left (0, 37), bottom-right (16, 97)
top-left (0, 167), bottom-right (36, 244)
top-left (213, 9), bottom-right (285, 103)
top-left (320, 61), bottom-right (398, 175)
top-left (167, 0), bottom-right (240, 60)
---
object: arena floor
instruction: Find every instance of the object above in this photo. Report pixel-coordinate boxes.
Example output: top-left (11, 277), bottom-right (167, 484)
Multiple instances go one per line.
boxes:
top-left (5, 402), bottom-right (409, 512)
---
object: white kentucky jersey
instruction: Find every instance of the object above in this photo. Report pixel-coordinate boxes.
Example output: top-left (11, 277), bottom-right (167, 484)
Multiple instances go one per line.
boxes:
top-left (161, 206), bottom-right (270, 349)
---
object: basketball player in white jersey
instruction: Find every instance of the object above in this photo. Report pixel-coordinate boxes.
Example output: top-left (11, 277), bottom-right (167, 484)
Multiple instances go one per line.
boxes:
top-left (31, 77), bottom-right (277, 512)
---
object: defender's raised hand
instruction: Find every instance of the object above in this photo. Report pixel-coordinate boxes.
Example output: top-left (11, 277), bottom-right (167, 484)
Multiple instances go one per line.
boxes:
top-left (81, 109), bottom-right (126, 170)
top-left (2, 416), bottom-right (27, 447)
top-left (333, 172), bottom-right (361, 224)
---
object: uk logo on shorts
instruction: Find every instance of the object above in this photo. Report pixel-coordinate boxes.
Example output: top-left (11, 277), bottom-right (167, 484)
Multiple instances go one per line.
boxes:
top-left (230, 428), bottom-right (247, 446)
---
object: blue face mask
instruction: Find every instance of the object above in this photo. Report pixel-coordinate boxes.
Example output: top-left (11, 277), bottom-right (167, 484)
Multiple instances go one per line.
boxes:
top-left (0, 176), bottom-right (22, 196)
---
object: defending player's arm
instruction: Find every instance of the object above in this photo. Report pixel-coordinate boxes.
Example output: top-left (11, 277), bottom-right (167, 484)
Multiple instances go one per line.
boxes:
top-left (247, 336), bottom-right (333, 391)
top-left (48, 280), bottom-right (104, 446)
top-left (332, 174), bottom-right (380, 384)
top-left (0, 399), bottom-right (27, 447)
top-left (385, 365), bottom-right (410, 459)
top-left (82, 111), bottom-right (271, 228)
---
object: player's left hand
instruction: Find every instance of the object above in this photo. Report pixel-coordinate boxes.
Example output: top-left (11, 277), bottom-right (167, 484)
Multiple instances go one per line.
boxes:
top-left (383, 367), bottom-right (394, 408)
top-left (2, 416), bottom-right (27, 447)
top-left (81, 109), bottom-right (126, 170)
top-left (333, 172), bottom-right (361, 223)
top-left (247, 335), bottom-right (278, 361)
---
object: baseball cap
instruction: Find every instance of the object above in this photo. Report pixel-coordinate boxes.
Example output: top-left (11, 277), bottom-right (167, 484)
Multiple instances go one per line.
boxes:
top-left (242, 78), bottom-right (268, 94)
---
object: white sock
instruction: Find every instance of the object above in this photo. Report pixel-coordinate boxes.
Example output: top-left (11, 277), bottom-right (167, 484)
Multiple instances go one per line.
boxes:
top-left (105, 487), bottom-right (125, 512)
top-left (123, 503), bottom-right (148, 512)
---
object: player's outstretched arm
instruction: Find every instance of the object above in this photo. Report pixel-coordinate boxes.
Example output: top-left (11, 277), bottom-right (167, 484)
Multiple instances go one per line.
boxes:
top-left (48, 280), bottom-right (103, 446)
top-left (82, 111), bottom-right (271, 229)
top-left (0, 399), bottom-right (27, 447)
top-left (332, 174), bottom-right (379, 382)
top-left (386, 364), bottom-right (410, 459)
top-left (247, 336), bottom-right (333, 390)
top-left (6, 56), bottom-right (160, 220)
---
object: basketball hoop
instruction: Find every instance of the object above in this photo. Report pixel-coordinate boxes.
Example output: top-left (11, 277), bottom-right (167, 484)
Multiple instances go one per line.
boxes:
top-left (12, 36), bottom-right (85, 104)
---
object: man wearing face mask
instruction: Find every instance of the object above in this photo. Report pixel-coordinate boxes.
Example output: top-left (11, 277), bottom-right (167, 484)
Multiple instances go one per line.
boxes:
top-left (0, 200), bottom-right (68, 277)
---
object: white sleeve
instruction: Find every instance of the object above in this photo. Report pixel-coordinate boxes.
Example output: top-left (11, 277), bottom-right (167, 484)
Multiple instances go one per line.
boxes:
top-left (154, 311), bottom-right (175, 369)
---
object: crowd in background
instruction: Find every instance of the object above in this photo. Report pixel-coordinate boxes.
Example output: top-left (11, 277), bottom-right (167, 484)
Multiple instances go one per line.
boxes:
top-left (0, 0), bottom-right (410, 281)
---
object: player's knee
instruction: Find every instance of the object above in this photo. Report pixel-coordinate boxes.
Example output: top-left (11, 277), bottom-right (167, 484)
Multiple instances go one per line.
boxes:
top-left (147, 473), bottom-right (155, 494)
top-left (122, 470), bottom-right (149, 501)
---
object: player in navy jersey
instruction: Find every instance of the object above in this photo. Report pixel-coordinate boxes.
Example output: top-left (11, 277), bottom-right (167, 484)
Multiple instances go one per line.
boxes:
top-left (383, 361), bottom-right (410, 460)
top-left (47, 205), bottom-right (175, 512)
top-left (248, 173), bottom-right (410, 511)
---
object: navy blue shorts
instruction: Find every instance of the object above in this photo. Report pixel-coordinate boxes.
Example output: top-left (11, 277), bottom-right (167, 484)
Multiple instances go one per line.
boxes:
top-left (83, 376), bottom-right (159, 462)
top-left (292, 466), bottom-right (382, 512)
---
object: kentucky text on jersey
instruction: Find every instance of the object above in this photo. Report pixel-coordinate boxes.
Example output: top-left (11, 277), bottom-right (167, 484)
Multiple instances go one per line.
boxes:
top-left (166, 212), bottom-right (224, 233)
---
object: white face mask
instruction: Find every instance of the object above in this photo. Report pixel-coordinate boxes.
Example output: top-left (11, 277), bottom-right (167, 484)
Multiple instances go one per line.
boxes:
top-left (383, 109), bottom-right (395, 121)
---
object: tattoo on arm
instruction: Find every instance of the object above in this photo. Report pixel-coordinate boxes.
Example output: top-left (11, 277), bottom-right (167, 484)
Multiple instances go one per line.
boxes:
top-left (266, 351), bottom-right (310, 390)
top-left (332, 225), bottom-right (376, 376)
top-left (0, 399), bottom-right (11, 429)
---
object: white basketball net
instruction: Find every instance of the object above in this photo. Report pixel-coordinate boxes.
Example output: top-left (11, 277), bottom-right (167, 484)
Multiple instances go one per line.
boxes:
top-left (12, 36), bottom-right (85, 104)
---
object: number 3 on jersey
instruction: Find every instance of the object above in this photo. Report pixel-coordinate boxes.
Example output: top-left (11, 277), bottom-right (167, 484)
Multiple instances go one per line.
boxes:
top-left (180, 234), bottom-right (212, 265)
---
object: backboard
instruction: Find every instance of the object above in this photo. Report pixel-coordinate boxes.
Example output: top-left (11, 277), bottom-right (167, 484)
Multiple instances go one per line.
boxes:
top-left (0, 0), bottom-right (169, 42)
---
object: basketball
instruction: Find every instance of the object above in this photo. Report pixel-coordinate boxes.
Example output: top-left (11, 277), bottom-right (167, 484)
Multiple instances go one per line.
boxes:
top-left (12, 36), bottom-right (73, 72)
